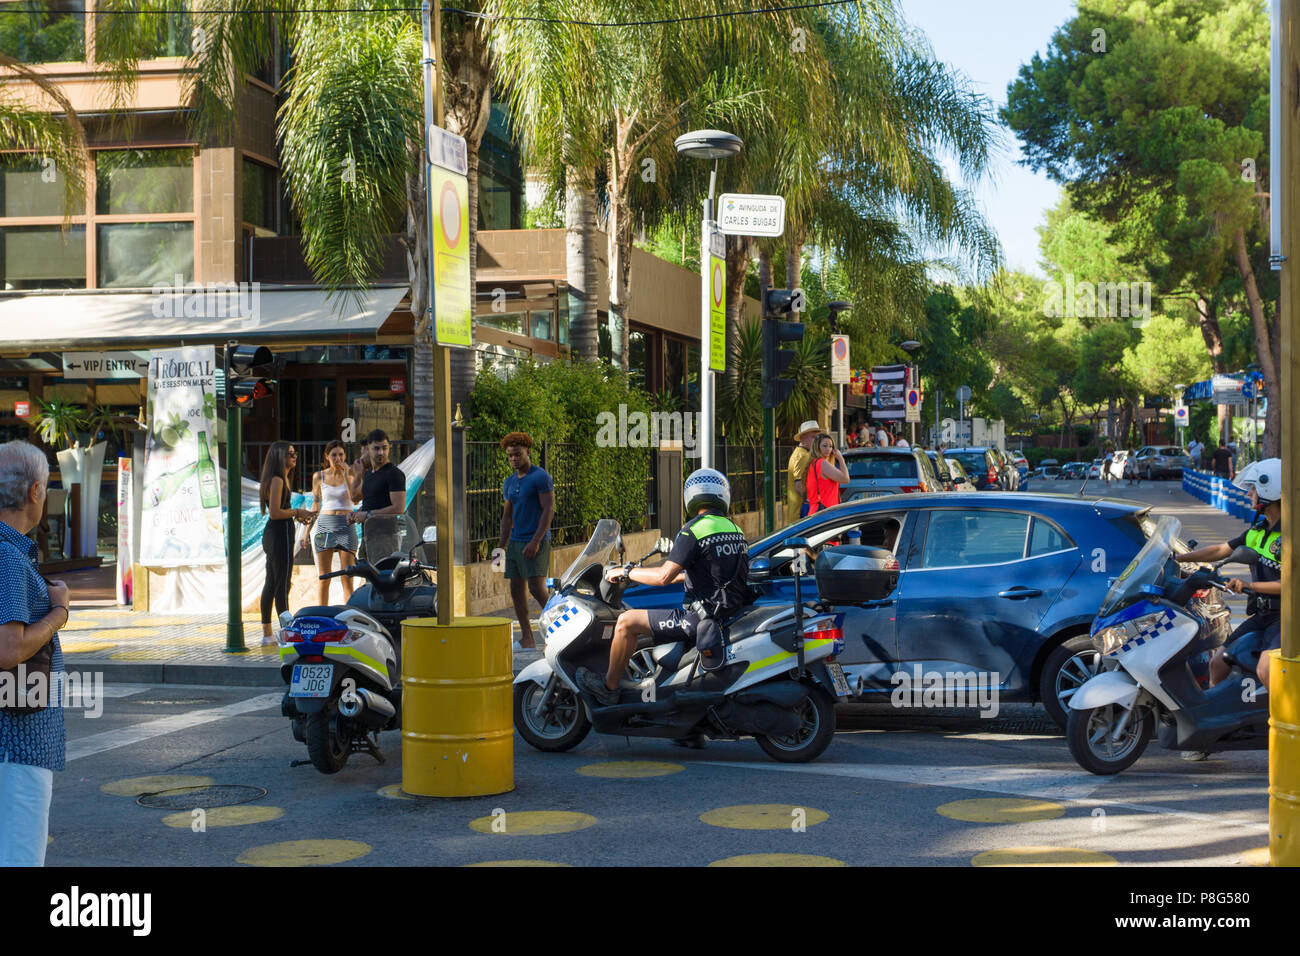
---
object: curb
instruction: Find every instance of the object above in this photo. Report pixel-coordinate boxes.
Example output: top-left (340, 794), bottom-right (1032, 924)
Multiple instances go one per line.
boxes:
top-left (89, 651), bottom-right (546, 687)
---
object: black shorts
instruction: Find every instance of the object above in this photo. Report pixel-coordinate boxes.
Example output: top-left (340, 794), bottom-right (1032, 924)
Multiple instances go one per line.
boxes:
top-left (647, 608), bottom-right (701, 645)
top-left (1224, 614), bottom-right (1281, 670)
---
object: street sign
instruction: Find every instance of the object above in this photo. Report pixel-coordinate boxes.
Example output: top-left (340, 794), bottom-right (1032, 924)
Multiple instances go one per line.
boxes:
top-left (1211, 374), bottom-right (1248, 405)
top-left (709, 230), bottom-right (726, 373)
top-left (1174, 405), bottom-right (1188, 427)
top-left (428, 125), bottom-right (472, 348)
top-left (428, 124), bottom-right (468, 175)
top-left (14, 400), bottom-right (30, 418)
top-left (62, 351), bottom-right (148, 379)
top-left (830, 335), bottom-right (850, 384)
top-left (955, 384), bottom-right (972, 403)
top-left (716, 193), bottom-right (785, 237)
top-left (905, 387), bottom-right (921, 423)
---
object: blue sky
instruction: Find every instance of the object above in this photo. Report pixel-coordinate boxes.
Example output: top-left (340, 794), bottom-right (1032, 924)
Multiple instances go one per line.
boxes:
top-left (896, 0), bottom-right (1079, 277)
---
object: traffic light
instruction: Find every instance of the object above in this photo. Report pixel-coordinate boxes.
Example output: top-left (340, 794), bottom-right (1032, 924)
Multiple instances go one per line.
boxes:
top-left (224, 343), bottom-right (276, 408)
top-left (762, 288), bottom-right (804, 409)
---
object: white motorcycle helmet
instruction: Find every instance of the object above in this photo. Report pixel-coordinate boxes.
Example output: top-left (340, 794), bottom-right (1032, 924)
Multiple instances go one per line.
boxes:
top-left (683, 467), bottom-right (731, 514)
top-left (1233, 457), bottom-right (1282, 503)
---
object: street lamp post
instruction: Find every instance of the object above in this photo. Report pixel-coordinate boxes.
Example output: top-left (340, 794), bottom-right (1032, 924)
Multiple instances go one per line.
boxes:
top-left (675, 129), bottom-right (742, 471)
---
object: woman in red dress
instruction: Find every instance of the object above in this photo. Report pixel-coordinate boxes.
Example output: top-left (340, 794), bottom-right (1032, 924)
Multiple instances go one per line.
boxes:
top-left (805, 433), bottom-right (849, 514)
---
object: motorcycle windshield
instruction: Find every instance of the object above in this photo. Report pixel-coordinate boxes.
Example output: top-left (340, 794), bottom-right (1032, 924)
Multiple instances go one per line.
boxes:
top-left (360, 515), bottom-right (423, 563)
top-left (560, 519), bottom-right (621, 588)
top-left (1098, 515), bottom-right (1181, 616)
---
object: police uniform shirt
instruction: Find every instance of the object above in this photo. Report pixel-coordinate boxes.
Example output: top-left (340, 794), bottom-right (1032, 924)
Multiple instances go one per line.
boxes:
top-left (1228, 513), bottom-right (1282, 586)
top-left (667, 511), bottom-right (749, 605)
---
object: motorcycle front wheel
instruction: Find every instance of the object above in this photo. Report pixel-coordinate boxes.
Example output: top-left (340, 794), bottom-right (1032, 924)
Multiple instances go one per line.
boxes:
top-left (1066, 703), bottom-right (1153, 775)
top-left (306, 710), bottom-right (350, 774)
top-left (514, 680), bottom-right (591, 752)
top-left (756, 687), bottom-right (836, 763)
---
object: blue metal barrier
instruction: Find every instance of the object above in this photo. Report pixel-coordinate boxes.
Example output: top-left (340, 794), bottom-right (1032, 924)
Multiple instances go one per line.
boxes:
top-left (1182, 469), bottom-right (1254, 521)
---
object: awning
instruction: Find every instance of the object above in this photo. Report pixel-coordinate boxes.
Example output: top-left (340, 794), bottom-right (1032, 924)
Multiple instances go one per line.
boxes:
top-left (0, 286), bottom-right (410, 354)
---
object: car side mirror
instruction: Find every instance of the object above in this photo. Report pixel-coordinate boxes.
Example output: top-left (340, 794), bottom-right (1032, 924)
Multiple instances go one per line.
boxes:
top-left (749, 556), bottom-right (772, 581)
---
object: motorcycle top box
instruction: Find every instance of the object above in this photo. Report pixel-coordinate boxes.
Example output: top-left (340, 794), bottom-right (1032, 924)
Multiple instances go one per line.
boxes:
top-left (813, 545), bottom-right (899, 603)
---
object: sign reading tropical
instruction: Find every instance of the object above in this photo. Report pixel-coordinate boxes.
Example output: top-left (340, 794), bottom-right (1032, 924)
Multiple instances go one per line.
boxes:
top-left (709, 230), bottom-right (726, 372)
top-left (716, 193), bottom-right (785, 238)
top-left (429, 125), bottom-right (472, 348)
top-left (139, 346), bottom-right (225, 567)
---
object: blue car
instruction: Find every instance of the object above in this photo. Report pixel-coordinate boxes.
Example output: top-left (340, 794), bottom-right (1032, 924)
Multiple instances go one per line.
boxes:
top-left (623, 492), bottom-right (1155, 728)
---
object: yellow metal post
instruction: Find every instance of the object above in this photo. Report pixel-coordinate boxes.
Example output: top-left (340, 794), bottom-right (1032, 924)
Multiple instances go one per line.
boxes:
top-left (401, 616), bottom-right (514, 797)
top-left (1270, 0), bottom-right (1300, 867)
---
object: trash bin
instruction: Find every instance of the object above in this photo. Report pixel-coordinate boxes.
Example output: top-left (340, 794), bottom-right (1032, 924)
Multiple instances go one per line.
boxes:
top-left (401, 616), bottom-right (514, 797)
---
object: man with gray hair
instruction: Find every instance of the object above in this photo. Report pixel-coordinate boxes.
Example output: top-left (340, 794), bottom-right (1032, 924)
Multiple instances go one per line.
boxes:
top-left (0, 440), bottom-right (71, 866)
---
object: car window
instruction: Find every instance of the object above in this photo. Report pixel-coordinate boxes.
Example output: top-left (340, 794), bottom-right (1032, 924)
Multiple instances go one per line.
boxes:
top-left (1029, 517), bottom-right (1074, 556)
top-left (950, 452), bottom-right (985, 474)
top-left (925, 452), bottom-right (950, 480)
top-left (766, 513), bottom-right (905, 562)
top-left (920, 510), bottom-right (1030, 568)
top-left (847, 455), bottom-right (918, 479)
top-left (1159, 447), bottom-right (1182, 456)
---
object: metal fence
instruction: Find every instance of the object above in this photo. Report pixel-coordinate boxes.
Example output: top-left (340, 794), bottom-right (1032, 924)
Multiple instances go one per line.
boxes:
top-left (463, 441), bottom-right (589, 558)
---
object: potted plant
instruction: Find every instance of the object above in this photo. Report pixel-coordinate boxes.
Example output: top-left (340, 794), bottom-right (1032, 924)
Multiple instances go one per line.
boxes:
top-left (35, 397), bottom-right (108, 562)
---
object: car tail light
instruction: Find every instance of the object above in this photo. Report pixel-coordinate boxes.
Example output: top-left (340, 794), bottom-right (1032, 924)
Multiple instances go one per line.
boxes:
top-left (899, 484), bottom-right (920, 493)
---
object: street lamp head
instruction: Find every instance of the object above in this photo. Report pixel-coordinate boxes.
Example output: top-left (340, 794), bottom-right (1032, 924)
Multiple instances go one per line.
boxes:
top-left (826, 300), bottom-right (851, 313)
top-left (900, 340), bottom-right (921, 352)
top-left (675, 129), bottom-right (743, 161)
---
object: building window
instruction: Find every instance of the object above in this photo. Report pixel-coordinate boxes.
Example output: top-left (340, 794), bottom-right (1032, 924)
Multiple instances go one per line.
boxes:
top-left (628, 329), bottom-right (647, 393)
top-left (0, 147), bottom-right (197, 289)
top-left (96, 148), bottom-right (193, 215)
top-left (94, 4), bottom-right (190, 59)
top-left (476, 311), bottom-right (525, 334)
top-left (0, 224), bottom-right (86, 290)
top-left (242, 158), bottom-right (279, 232)
top-left (97, 222), bottom-right (194, 287)
top-left (477, 99), bottom-right (523, 230)
top-left (0, 1), bottom-right (85, 63)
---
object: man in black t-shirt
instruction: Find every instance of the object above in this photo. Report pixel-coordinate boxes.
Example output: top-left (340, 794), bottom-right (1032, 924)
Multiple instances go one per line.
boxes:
top-left (1210, 440), bottom-right (1234, 479)
top-left (576, 469), bottom-right (750, 706)
top-left (349, 431), bottom-right (406, 558)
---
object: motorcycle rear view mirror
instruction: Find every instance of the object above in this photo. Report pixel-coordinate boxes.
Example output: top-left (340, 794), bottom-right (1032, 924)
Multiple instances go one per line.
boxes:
top-left (1221, 545), bottom-right (1259, 567)
top-left (657, 536), bottom-right (672, 555)
top-left (616, 532), bottom-right (625, 563)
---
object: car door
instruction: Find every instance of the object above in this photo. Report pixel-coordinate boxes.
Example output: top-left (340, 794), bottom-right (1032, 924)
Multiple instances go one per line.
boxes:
top-left (762, 509), bottom-right (919, 694)
top-left (896, 508), bottom-right (1082, 696)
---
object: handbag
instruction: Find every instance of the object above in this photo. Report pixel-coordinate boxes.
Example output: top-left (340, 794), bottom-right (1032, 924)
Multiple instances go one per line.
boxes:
top-left (0, 639), bottom-right (53, 714)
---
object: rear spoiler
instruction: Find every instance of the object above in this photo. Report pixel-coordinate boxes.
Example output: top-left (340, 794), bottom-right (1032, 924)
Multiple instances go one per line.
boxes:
top-left (1090, 499), bottom-right (1151, 520)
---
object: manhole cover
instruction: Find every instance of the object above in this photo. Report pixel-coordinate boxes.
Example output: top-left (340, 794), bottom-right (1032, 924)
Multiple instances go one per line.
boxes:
top-left (137, 785), bottom-right (268, 810)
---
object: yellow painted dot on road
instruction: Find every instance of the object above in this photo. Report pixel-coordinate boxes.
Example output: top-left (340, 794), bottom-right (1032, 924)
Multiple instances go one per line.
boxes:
top-left (709, 853), bottom-right (846, 867)
top-left (463, 859), bottom-right (572, 867)
top-left (971, 847), bottom-right (1117, 867)
top-left (468, 811), bottom-right (597, 836)
top-left (59, 641), bottom-right (118, 655)
top-left (1239, 847), bottom-right (1270, 867)
top-left (238, 839), bottom-right (371, 867)
top-left (937, 798), bottom-right (1066, 824)
top-left (162, 805), bottom-right (284, 828)
top-left (101, 774), bottom-right (215, 796)
top-left (700, 804), bottom-right (828, 830)
top-left (576, 761), bottom-right (684, 779)
top-left (377, 784), bottom-right (413, 801)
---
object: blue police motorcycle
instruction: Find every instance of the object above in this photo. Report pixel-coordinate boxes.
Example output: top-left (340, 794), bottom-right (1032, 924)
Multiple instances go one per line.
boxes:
top-left (1066, 516), bottom-right (1261, 774)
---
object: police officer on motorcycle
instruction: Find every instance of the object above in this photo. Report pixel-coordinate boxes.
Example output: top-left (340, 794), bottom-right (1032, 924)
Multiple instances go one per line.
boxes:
top-left (577, 468), bottom-right (751, 707)
top-left (1175, 457), bottom-right (1282, 690)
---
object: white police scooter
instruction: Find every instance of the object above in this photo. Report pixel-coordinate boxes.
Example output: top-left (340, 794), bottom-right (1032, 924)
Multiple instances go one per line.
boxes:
top-left (1065, 515), bottom-right (1260, 774)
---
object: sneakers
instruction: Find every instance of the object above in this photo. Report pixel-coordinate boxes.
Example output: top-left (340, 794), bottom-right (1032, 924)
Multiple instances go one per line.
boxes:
top-left (1180, 750), bottom-right (1211, 761)
top-left (576, 667), bottom-right (620, 706)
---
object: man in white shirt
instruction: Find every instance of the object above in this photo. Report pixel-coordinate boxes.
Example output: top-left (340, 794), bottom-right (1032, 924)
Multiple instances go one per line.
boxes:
top-left (876, 426), bottom-right (889, 446)
top-left (895, 434), bottom-right (910, 448)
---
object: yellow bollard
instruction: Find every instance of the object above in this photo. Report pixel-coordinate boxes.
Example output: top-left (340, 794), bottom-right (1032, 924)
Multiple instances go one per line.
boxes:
top-left (401, 616), bottom-right (514, 797)
top-left (1269, 651), bottom-right (1300, 865)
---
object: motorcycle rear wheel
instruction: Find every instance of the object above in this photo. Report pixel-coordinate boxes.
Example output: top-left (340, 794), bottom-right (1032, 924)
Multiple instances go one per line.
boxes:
top-left (1066, 703), bottom-right (1153, 775)
top-left (306, 710), bottom-right (350, 774)
top-left (514, 681), bottom-right (591, 752)
top-left (756, 687), bottom-right (836, 763)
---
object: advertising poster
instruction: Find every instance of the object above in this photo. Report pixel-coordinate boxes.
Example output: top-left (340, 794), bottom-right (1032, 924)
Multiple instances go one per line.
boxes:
top-left (709, 231), bottom-right (726, 372)
top-left (429, 125), bottom-right (472, 348)
top-left (871, 363), bottom-right (908, 422)
top-left (115, 457), bottom-right (133, 604)
top-left (140, 346), bottom-right (225, 567)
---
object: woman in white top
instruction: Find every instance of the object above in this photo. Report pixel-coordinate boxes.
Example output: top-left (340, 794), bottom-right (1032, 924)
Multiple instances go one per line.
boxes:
top-left (310, 440), bottom-right (361, 604)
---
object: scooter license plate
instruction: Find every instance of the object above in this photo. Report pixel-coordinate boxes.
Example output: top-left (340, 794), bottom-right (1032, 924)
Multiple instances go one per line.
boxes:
top-left (290, 664), bottom-right (333, 698)
top-left (826, 662), bottom-right (851, 697)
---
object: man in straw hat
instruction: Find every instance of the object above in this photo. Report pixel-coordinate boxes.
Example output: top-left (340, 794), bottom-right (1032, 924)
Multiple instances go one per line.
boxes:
top-left (785, 420), bottom-right (822, 522)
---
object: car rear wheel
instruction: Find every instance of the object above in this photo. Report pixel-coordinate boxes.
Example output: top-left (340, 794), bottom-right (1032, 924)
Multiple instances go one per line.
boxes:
top-left (1040, 636), bottom-right (1102, 729)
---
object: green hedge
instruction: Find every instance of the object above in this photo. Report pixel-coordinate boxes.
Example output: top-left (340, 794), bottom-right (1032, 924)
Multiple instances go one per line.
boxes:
top-left (467, 359), bottom-right (655, 537)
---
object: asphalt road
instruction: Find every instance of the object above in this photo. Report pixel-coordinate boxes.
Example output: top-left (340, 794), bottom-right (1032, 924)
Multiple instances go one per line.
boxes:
top-left (41, 478), bottom-right (1270, 867)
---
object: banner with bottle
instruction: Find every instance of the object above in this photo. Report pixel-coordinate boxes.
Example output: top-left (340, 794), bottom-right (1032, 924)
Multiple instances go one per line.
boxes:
top-left (139, 346), bottom-right (225, 567)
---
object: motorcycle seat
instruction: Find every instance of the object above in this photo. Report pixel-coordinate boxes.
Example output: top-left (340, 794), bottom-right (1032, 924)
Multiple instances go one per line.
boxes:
top-left (294, 605), bottom-right (348, 618)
